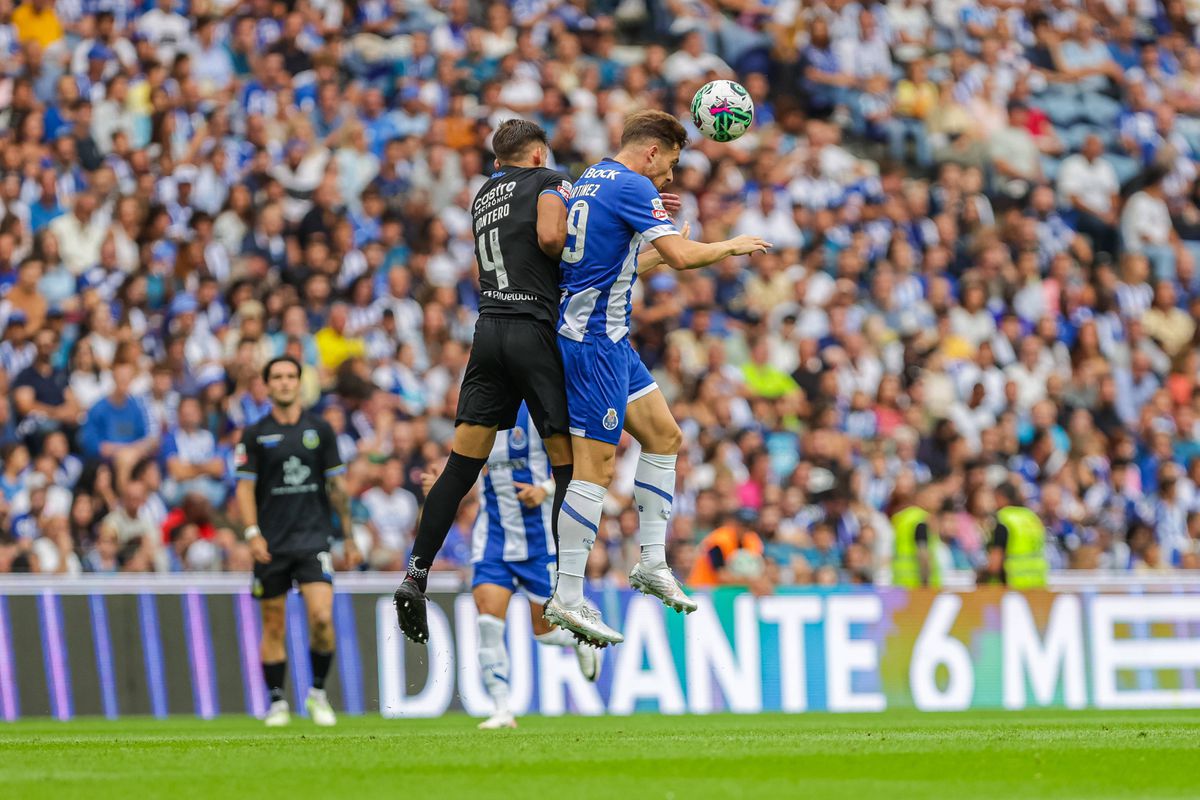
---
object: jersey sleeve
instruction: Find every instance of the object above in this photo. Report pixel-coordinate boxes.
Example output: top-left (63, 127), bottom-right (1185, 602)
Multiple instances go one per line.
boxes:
top-left (320, 420), bottom-right (346, 478)
top-left (618, 175), bottom-right (679, 242)
top-left (234, 425), bottom-right (257, 481)
top-left (539, 171), bottom-right (572, 206)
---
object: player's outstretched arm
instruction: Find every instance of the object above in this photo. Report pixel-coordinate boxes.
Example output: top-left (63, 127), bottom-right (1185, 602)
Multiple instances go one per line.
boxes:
top-left (536, 193), bottom-right (569, 257)
top-left (651, 231), bottom-right (771, 272)
top-left (638, 221), bottom-right (691, 275)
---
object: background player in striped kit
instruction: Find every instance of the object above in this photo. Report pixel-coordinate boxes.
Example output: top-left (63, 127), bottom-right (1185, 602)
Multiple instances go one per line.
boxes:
top-left (422, 403), bottom-right (599, 730)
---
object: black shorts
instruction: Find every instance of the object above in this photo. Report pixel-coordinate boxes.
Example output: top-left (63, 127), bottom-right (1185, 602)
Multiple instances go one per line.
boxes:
top-left (252, 550), bottom-right (333, 600)
top-left (456, 315), bottom-right (569, 438)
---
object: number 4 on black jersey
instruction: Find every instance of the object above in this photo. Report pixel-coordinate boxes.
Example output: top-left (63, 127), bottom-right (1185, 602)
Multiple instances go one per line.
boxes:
top-left (473, 166), bottom-right (572, 326)
top-left (459, 166), bottom-right (573, 438)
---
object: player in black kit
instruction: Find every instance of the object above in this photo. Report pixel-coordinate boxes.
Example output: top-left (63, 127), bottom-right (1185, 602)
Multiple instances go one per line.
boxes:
top-left (235, 355), bottom-right (361, 726)
top-left (393, 119), bottom-right (575, 644)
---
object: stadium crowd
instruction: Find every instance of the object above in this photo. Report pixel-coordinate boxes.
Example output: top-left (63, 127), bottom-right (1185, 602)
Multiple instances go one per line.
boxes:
top-left (0, 0), bottom-right (1198, 586)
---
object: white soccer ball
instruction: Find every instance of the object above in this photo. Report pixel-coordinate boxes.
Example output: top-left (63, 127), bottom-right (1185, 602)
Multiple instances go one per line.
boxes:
top-left (690, 79), bottom-right (755, 143)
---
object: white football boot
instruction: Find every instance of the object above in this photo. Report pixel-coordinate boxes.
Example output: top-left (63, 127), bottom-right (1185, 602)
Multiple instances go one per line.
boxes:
top-left (629, 562), bottom-right (698, 614)
top-left (305, 688), bottom-right (337, 727)
top-left (264, 700), bottom-right (291, 727)
top-left (575, 640), bottom-right (601, 682)
top-left (477, 710), bottom-right (518, 730)
top-left (544, 597), bottom-right (624, 647)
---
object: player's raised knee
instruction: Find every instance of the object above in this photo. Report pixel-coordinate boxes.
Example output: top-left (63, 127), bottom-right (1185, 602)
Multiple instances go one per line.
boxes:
top-left (643, 419), bottom-right (682, 456)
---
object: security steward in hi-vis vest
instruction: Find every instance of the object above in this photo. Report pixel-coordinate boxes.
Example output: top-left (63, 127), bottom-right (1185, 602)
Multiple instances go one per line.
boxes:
top-left (891, 494), bottom-right (948, 588)
top-left (688, 508), bottom-right (764, 587)
top-left (983, 483), bottom-right (1049, 588)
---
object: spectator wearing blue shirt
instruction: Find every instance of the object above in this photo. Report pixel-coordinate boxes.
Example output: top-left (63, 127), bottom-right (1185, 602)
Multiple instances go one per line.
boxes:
top-left (310, 81), bottom-right (345, 142)
top-left (0, 443), bottom-right (28, 503)
top-left (360, 88), bottom-right (400, 157)
top-left (1108, 17), bottom-right (1141, 73)
top-left (28, 170), bottom-right (64, 233)
top-left (349, 187), bottom-right (384, 248)
top-left (1115, 351), bottom-right (1162, 427)
top-left (79, 361), bottom-right (156, 480)
top-left (801, 521), bottom-right (843, 572)
top-left (800, 19), bottom-right (851, 118)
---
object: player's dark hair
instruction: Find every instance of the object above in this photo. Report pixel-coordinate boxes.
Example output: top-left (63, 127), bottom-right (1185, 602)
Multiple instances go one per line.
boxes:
top-left (492, 119), bottom-right (549, 164)
top-left (262, 355), bottom-right (302, 382)
top-left (621, 110), bottom-right (688, 151)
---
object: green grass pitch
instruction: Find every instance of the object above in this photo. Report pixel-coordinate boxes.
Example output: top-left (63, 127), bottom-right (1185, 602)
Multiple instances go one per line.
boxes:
top-left (2, 710), bottom-right (1197, 799)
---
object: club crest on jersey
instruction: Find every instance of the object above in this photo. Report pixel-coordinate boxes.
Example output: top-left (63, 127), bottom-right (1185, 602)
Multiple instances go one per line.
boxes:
top-left (509, 426), bottom-right (526, 449)
top-left (302, 429), bottom-right (320, 449)
top-left (602, 408), bottom-right (619, 431)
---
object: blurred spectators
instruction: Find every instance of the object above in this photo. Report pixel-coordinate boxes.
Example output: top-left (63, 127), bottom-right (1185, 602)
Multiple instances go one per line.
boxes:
top-left (0, 0), bottom-right (1197, 587)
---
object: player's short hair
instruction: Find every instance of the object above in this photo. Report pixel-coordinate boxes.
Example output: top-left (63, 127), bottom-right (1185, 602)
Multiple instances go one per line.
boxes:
top-left (492, 119), bottom-right (549, 163)
top-left (262, 355), bottom-right (302, 382)
top-left (621, 110), bottom-right (688, 151)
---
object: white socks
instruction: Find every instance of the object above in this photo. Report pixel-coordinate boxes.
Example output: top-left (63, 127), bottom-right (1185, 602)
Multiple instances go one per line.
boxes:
top-left (554, 479), bottom-right (606, 607)
top-left (476, 614), bottom-right (510, 714)
top-left (634, 452), bottom-right (676, 568)
top-left (534, 628), bottom-right (577, 647)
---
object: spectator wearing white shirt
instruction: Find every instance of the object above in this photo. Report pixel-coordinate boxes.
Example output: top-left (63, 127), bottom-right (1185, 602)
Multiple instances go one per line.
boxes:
top-left (733, 188), bottom-right (803, 251)
top-left (948, 280), bottom-right (996, 347)
top-left (1004, 337), bottom-right (1055, 411)
top-left (1121, 166), bottom-right (1178, 280)
top-left (1056, 134), bottom-right (1119, 255)
top-left (188, 16), bottom-right (234, 94)
top-left (663, 30), bottom-right (733, 85)
top-left (834, 10), bottom-right (894, 86)
top-left (361, 456), bottom-right (419, 570)
top-left (171, 294), bottom-right (223, 370)
top-left (138, 0), bottom-right (192, 65)
top-left (47, 192), bottom-right (105, 275)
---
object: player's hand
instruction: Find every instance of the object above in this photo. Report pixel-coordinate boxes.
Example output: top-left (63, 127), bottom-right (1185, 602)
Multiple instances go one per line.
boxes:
top-left (679, 220), bottom-right (691, 239)
top-left (420, 466), bottom-right (442, 495)
top-left (343, 537), bottom-right (362, 570)
top-left (249, 536), bottom-right (271, 564)
top-left (728, 235), bottom-right (772, 256)
top-left (512, 481), bottom-right (548, 508)
top-left (660, 192), bottom-right (682, 215)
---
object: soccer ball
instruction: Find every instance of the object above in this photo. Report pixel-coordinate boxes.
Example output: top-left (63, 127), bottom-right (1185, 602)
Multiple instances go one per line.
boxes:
top-left (690, 79), bottom-right (755, 143)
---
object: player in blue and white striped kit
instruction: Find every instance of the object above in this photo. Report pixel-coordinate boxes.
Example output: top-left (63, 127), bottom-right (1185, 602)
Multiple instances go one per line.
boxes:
top-left (423, 404), bottom-right (599, 730)
top-left (545, 110), bottom-right (772, 645)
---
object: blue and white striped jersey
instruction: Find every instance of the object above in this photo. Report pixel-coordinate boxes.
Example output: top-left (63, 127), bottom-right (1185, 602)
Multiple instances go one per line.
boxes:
top-left (557, 159), bottom-right (679, 344)
top-left (471, 405), bottom-right (554, 564)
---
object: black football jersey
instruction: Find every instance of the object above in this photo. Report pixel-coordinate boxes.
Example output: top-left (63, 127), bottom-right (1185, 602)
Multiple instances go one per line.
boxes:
top-left (234, 412), bottom-right (344, 554)
top-left (472, 165), bottom-right (571, 326)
